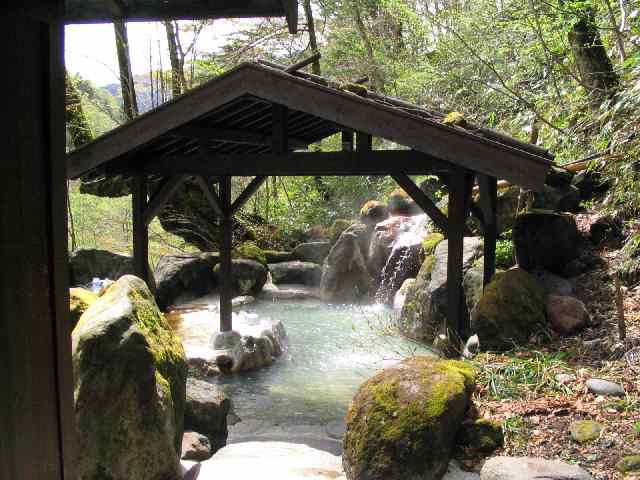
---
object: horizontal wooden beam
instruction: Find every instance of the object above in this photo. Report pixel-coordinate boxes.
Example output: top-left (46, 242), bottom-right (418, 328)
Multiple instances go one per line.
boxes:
top-left (64, 0), bottom-right (289, 23)
top-left (172, 125), bottom-right (308, 149)
top-left (391, 174), bottom-right (450, 233)
top-left (143, 175), bottom-right (188, 226)
top-left (230, 176), bottom-right (268, 215)
top-left (126, 150), bottom-right (451, 176)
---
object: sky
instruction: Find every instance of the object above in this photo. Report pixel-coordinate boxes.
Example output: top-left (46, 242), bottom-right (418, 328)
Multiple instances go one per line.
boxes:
top-left (64, 20), bottom-right (241, 87)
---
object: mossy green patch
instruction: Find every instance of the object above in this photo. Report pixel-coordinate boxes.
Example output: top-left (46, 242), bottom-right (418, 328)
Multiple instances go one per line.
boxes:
top-left (458, 418), bottom-right (504, 453)
top-left (233, 241), bottom-right (267, 265)
top-left (70, 288), bottom-right (99, 330)
top-left (343, 357), bottom-right (476, 480)
top-left (422, 232), bottom-right (445, 256)
top-left (569, 420), bottom-right (602, 443)
top-left (616, 455), bottom-right (640, 473)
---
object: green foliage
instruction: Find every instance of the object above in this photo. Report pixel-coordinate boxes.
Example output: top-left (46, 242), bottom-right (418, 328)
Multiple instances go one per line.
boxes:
top-left (496, 239), bottom-right (515, 269)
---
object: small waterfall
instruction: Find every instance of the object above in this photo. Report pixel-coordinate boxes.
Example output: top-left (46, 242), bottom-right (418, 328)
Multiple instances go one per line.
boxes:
top-left (375, 214), bottom-right (431, 304)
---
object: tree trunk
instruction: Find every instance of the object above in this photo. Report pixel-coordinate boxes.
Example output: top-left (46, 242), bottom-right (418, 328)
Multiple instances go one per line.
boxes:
top-left (164, 20), bottom-right (184, 97)
top-left (114, 19), bottom-right (139, 120)
top-left (568, 9), bottom-right (618, 97)
top-left (303, 0), bottom-right (321, 75)
top-left (65, 71), bottom-right (93, 149)
top-left (351, 0), bottom-right (385, 91)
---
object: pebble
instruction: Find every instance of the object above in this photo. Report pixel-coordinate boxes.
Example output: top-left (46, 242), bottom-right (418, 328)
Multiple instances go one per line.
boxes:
top-left (586, 378), bottom-right (625, 397)
top-left (569, 420), bottom-right (602, 444)
top-left (555, 373), bottom-right (576, 384)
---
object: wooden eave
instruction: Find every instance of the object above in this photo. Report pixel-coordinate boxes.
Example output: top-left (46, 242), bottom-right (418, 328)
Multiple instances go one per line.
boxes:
top-left (67, 62), bottom-right (553, 190)
top-left (64, 0), bottom-right (299, 33)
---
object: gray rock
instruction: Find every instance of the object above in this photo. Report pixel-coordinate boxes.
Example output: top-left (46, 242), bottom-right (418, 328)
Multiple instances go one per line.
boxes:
top-left (463, 266), bottom-right (485, 317)
top-left (268, 261), bottom-right (322, 286)
top-left (480, 456), bottom-right (593, 480)
top-left (185, 378), bottom-right (231, 453)
top-left (232, 295), bottom-right (255, 307)
top-left (531, 270), bottom-right (574, 297)
top-left (513, 211), bottom-right (579, 275)
top-left (264, 250), bottom-right (294, 263)
top-left (72, 275), bottom-right (186, 480)
top-left (154, 253), bottom-right (219, 310)
top-left (213, 259), bottom-right (267, 296)
top-left (586, 378), bottom-right (625, 397)
top-left (181, 431), bottom-right (212, 461)
top-left (496, 186), bottom-right (521, 235)
top-left (399, 237), bottom-right (483, 341)
top-left (320, 224), bottom-right (374, 302)
top-left (546, 295), bottom-right (589, 335)
top-left (293, 241), bottom-right (331, 264)
top-left (69, 248), bottom-right (144, 287)
top-left (444, 461), bottom-right (480, 480)
top-left (555, 373), bottom-right (576, 384)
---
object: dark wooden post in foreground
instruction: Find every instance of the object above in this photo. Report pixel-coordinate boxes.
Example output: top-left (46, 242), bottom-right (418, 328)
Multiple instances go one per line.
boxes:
top-left (447, 169), bottom-right (467, 339)
top-left (132, 175), bottom-right (150, 286)
top-left (478, 175), bottom-right (498, 287)
top-left (219, 176), bottom-right (233, 332)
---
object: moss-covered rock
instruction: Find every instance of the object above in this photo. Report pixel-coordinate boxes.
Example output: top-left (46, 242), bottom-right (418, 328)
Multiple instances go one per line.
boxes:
top-left (330, 218), bottom-right (356, 243)
top-left (233, 241), bottom-right (267, 266)
top-left (213, 259), bottom-right (268, 296)
top-left (343, 357), bottom-right (476, 480)
top-left (263, 250), bottom-right (294, 263)
top-left (422, 232), bottom-right (445, 256)
top-left (72, 275), bottom-right (187, 480)
top-left (471, 267), bottom-right (546, 351)
top-left (569, 420), bottom-right (602, 443)
top-left (458, 418), bottom-right (504, 453)
top-left (293, 241), bottom-right (331, 264)
top-left (616, 455), bottom-right (640, 474)
top-left (360, 201), bottom-right (389, 227)
top-left (69, 287), bottom-right (98, 330)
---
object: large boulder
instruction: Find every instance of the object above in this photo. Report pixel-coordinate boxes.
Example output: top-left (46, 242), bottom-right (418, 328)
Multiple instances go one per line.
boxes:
top-left (154, 253), bottom-right (219, 311)
top-left (293, 241), bottom-right (331, 264)
top-left (496, 186), bottom-right (521, 235)
top-left (69, 287), bottom-right (98, 329)
top-left (522, 167), bottom-right (581, 213)
top-left (399, 237), bottom-right (483, 342)
top-left (72, 275), bottom-right (187, 480)
top-left (185, 378), bottom-right (231, 453)
top-left (214, 259), bottom-right (267, 296)
top-left (268, 261), bottom-right (322, 286)
top-left (320, 224), bottom-right (374, 303)
top-left (69, 248), bottom-right (140, 286)
top-left (513, 211), bottom-right (579, 275)
top-left (343, 357), bottom-right (476, 480)
top-left (471, 268), bottom-right (547, 350)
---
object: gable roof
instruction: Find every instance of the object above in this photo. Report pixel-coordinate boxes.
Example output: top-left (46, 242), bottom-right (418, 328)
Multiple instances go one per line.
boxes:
top-left (67, 62), bottom-right (553, 190)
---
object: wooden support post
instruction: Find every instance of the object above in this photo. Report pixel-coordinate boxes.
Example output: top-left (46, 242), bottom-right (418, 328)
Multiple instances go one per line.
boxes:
top-left (447, 170), bottom-right (467, 339)
top-left (342, 131), bottom-right (354, 152)
top-left (356, 131), bottom-right (372, 151)
top-left (132, 175), bottom-right (150, 286)
top-left (219, 176), bottom-right (233, 332)
top-left (478, 175), bottom-right (498, 287)
top-left (272, 103), bottom-right (288, 152)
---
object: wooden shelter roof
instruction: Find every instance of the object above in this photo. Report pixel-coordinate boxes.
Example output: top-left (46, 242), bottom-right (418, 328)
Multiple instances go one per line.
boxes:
top-left (65, 0), bottom-right (299, 32)
top-left (67, 61), bottom-right (553, 190)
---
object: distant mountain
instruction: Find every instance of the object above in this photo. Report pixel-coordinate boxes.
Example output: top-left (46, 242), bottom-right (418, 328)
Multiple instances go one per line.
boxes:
top-left (102, 72), bottom-right (174, 115)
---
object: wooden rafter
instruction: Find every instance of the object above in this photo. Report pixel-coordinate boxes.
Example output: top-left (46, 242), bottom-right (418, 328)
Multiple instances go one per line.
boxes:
top-left (171, 125), bottom-right (307, 149)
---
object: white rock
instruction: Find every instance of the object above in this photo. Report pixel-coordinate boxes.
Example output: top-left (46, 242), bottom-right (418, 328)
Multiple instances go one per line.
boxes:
top-left (183, 441), bottom-right (345, 480)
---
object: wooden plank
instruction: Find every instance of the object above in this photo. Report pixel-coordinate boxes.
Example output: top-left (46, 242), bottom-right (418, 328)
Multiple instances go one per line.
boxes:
top-left (132, 176), bottom-right (150, 286)
top-left (194, 176), bottom-right (226, 218)
top-left (135, 150), bottom-right (451, 176)
top-left (1, 6), bottom-right (72, 479)
top-left (219, 176), bottom-right (233, 332)
top-left (143, 175), bottom-right (188, 226)
top-left (478, 175), bottom-right (498, 287)
top-left (230, 176), bottom-right (268, 215)
top-left (172, 125), bottom-right (308, 149)
top-left (391, 174), bottom-right (450, 233)
top-left (65, 0), bottom-right (288, 23)
top-left (447, 170), bottom-right (467, 339)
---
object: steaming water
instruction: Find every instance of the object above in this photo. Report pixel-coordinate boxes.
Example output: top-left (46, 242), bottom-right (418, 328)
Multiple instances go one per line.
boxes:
top-left (170, 297), bottom-right (433, 454)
